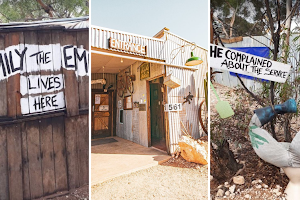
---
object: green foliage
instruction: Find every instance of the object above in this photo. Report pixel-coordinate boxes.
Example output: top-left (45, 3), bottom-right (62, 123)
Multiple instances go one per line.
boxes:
top-left (0, 0), bottom-right (89, 22)
top-left (211, 0), bottom-right (289, 37)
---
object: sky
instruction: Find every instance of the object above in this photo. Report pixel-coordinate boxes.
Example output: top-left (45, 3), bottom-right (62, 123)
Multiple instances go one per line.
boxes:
top-left (91, 0), bottom-right (209, 49)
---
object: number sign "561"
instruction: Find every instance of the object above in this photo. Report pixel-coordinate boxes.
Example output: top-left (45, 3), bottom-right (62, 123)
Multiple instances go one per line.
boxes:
top-left (164, 103), bottom-right (182, 112)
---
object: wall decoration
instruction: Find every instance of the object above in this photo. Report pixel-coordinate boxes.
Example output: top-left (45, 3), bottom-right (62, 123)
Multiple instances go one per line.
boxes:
top-left (140, 62), bottom-right (150, 80)
top-left (124, 95), bottom-right (133, 110)
top-left (95, 94), bottom-right (101, 104)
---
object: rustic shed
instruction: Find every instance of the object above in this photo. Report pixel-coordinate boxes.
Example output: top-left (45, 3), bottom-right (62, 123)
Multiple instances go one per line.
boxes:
top-left (91, 26), bottom-right (207, 154)
top-left (0, 17), bottom-right (89, 199)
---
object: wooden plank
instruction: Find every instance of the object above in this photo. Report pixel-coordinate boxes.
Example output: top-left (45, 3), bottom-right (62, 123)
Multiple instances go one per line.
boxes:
top-left (23, 31), bottom-right (39, 114)
top-left (76, 114), bottom-right (89, 186)
top-left (221, 36), bottom-right (243, 44)
top-left (26, 120), bottom-right (44, 198)
top-left (16, 32), bottom-right (24, 116)
top-left (7, 124), bottom-right (23, 200)
top-left (51, 30), bottom-right (65, 112)
top-left (52, 115), bottom-right (68, 192)
top-left (0, 33), bottom-right (7, 117)
top-left (39, 118), bottom-right (56, 195)
top-left (65, 116), bottom-right (78, 189)
top-left (6, 32), bottom-right (21, 118)
top-left (164, 84), bottom-right (171, 154)
top-left (0, 125), bottom-right (9, 200)
top-left (38, 30), bottom-right (54, 113)
top-left (21, 122), bottom-right (31, 200)
top-left (60, 31), bottom-right (79, 117)
top-left (76, 31), bottom-right (89, 109)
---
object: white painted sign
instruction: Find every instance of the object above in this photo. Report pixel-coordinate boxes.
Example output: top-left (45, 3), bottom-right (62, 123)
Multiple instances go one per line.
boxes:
top-left (109, 38), bottom-right (146, 55)
top-left (99, 105), bottom-right (109, 111)
top-left (95, 94), bottom-right (101, 104)
top-left (210, 44), bottom-right (291, 83)
top-left (164, 103), bottom-right (182, 112)
top-left (0, 44), bottom-right (89, 114)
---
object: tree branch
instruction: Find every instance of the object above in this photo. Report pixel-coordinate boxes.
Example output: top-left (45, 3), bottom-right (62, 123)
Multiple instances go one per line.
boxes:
top-left (235, 74), bottom-right (265, 107)
top-left (212, 23), bottom-right (264, 107)
top-left (36, 0), bottom-right (54, 17)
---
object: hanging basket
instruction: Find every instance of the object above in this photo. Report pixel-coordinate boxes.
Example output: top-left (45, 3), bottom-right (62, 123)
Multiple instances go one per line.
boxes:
top-left (164, 74), bottom-right (181, 88)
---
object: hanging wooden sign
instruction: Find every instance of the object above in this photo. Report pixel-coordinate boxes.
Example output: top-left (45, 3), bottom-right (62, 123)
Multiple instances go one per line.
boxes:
top-left (210, 44), bottom-right (291, 83)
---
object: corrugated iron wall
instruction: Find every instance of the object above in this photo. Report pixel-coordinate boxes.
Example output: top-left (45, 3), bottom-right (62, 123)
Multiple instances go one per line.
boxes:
top-left (91, 26), bottom-right (166, 60)
top-left (91, 73), bottom-right (117, 90)
top-left (163, 31), bottom-right (206, 67)
top-left (165, 48), bottom-right (208, 154)
top-left (115, 61), bottom-right (157, 148)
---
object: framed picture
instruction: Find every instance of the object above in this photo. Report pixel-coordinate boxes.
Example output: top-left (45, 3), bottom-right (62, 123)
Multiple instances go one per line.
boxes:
top-left (140, 62), bottom-right (150, 80)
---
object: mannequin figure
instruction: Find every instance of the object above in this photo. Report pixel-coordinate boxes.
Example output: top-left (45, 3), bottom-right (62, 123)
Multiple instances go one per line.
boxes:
top-left (248, 99), bottom-right (299, 200)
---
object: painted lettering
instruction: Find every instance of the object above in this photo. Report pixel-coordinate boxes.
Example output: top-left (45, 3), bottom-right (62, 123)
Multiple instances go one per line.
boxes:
top-left (210, 45), bottom-right (223, 58)
top-left (109, 38), bottom-right (146, 55)
top-left (27, 75), bottom-right (63, 91)
top-left (30, 50), bottom-right (51, 65)
top-left (63, 45), bottom-right (75, 68)
top-left (33, 95), bottom-right (58, 110)
top-left (210, 44), bottom-right (291, 83)
top-left (0, 44), bottom-right (89, 114)
top-left (0, 47), bottom-right (27, 77)
top-left (74, 48), bottom-right (88, 73)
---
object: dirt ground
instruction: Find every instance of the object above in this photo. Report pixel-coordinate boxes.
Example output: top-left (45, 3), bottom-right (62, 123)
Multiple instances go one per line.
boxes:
top-left (210, 83), bottom-right (300, 200)
top-left (91, 156), bottom-right (208, 200)
top-left (40, 185), bottom-right (89, 200)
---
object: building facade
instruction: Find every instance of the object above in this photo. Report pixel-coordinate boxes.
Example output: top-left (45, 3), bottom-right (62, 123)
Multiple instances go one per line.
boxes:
top-left (91, 25), bottom-right (208, 154)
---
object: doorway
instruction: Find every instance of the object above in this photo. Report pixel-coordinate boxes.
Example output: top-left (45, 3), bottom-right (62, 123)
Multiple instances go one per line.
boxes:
top-left (92, 90), bottom-right (113, 138)
top-left (150, 77), bottom-right (166, 151)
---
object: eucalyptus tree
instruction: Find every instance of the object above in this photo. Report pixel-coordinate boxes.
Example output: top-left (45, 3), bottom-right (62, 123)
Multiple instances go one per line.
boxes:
top-left (0, 0), bottom-right (89, 22)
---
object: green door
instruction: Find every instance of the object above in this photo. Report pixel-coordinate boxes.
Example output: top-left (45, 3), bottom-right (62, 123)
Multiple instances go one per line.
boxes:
top-left (150, 78), bottom-right (166, 151)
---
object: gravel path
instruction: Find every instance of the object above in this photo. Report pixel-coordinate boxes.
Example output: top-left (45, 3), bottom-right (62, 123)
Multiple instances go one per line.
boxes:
top-left (92, 160), bottom-right (208, 200)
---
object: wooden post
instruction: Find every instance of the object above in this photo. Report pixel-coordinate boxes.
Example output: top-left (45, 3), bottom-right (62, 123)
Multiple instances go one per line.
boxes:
top-left (0, 33), bottom-right (7, 117)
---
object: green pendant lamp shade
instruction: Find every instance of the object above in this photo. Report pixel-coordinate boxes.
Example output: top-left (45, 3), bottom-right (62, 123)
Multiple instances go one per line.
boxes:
top-left (185, 52), bottom-right (203, 66)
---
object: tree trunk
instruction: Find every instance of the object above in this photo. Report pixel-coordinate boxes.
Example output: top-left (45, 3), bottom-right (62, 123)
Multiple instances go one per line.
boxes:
top-left (283, 0), bottom-right (292, 142)
top-left (229, 7), bottom-right (237, 38)
top-left (210, 140), bottom-right (243, 181)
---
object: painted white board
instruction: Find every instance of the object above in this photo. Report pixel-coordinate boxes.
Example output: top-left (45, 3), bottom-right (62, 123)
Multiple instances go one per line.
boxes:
top-left (210, 44), bottom-right (291, 83)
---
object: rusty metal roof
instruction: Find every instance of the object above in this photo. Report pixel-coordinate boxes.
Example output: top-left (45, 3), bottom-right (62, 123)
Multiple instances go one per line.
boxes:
top-left (0, 16), bottom-right (89, 30)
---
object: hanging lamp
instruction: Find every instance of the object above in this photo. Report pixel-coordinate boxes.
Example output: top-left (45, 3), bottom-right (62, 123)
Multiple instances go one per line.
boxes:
top-left (185, 52), bottom-right (203, 66)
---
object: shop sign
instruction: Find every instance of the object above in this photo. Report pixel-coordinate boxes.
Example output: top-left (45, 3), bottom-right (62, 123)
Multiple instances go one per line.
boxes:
top-left (164, 103), bottom-right (182, 112)
top-left (210, 44), bottom-right (291, 83)
top-left (109, 38), bottom-right (146, 55)
top-left (140, 62), bottom-right (150, 80)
